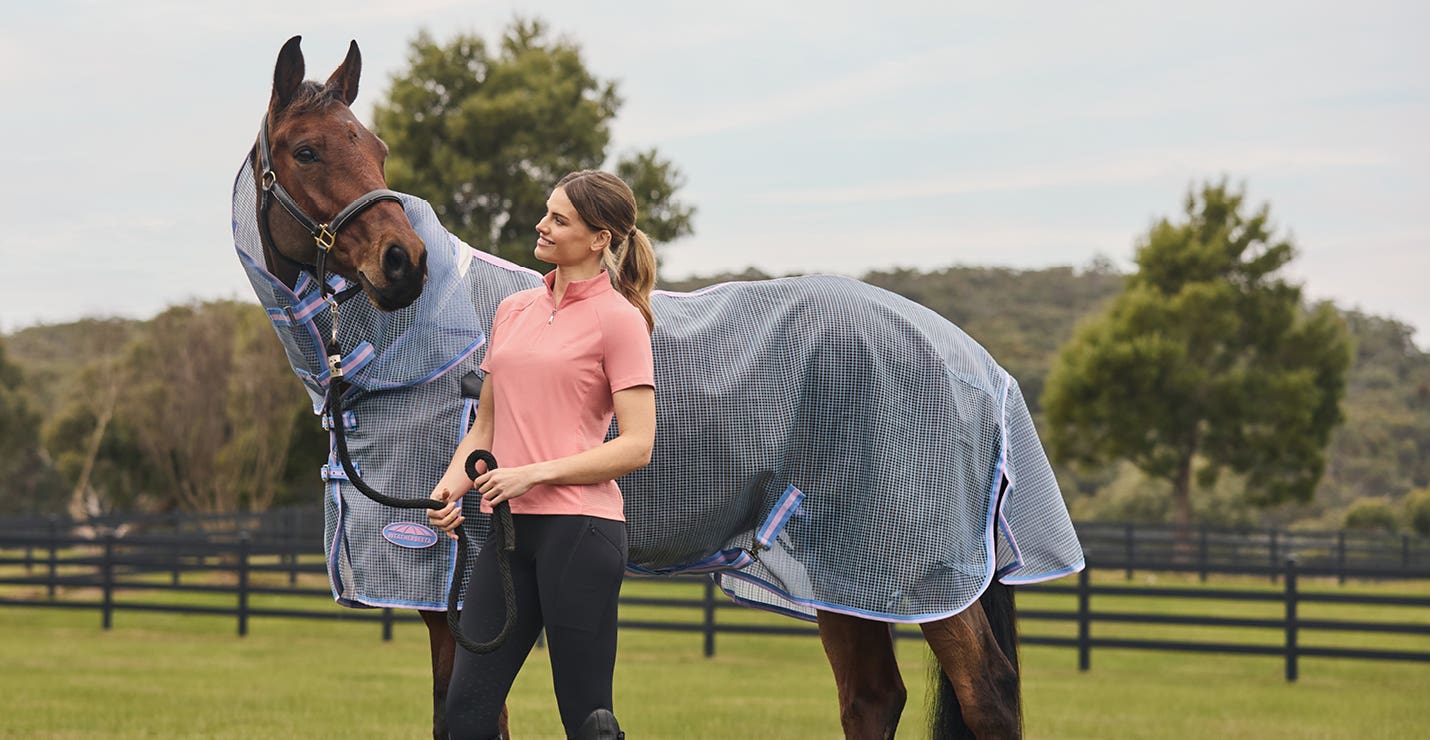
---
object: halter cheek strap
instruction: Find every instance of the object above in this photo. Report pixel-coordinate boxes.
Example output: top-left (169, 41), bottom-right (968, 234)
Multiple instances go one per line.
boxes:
top-left (254, 114), bottom-right (402, 290)
top-left (255, 113), bottom-right (405, 354)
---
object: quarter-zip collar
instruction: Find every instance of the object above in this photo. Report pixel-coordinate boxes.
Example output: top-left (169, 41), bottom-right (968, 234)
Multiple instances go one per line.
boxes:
top-left (545, 269), bottom-right (614, 309)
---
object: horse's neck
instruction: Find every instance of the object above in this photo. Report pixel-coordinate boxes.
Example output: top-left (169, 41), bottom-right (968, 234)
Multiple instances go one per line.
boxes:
top-left (255, 193), bottom-right (304, 290)
top-left (262, 236), bottom-right (303, 290)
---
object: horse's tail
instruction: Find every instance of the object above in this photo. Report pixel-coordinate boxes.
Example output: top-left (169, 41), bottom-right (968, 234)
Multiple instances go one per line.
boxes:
top-left (929, 579), bottom-right (1021, 739)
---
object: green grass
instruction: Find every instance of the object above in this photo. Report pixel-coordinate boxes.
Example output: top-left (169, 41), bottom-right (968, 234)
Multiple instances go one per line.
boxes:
top-left (1, 567), bottom-right (1428, 738)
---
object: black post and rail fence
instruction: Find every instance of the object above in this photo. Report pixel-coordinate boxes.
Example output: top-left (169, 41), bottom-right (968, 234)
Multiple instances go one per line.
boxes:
top-left (2, 509), bottom-right (1429, 681)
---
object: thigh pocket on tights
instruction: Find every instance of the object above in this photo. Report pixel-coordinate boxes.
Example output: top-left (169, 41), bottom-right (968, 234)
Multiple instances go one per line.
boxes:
top-left (548, 520), bottom-right (627, 633)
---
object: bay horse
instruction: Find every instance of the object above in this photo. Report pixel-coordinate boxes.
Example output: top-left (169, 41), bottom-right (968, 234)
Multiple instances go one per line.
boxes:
top-left (241, 36), bottom-right (1080, 739)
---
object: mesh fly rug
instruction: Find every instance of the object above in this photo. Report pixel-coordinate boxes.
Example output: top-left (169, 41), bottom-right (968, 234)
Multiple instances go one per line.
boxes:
top-left (232, 164), bottom-right (1083, 620)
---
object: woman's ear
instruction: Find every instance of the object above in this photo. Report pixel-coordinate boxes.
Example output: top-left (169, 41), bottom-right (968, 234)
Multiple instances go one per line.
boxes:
top-left (590, 230), bottom-right (612, 253)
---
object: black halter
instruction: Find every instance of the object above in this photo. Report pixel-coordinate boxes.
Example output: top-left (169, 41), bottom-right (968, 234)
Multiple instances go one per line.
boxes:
top-left (254, 114), bottom-right (402, 314)
top-left (254, 113), bottom-right (404, 373)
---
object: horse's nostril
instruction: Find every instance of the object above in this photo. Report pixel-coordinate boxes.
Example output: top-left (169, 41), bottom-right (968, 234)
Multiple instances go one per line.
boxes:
top-left (383, 244), bottom-right (410, 282)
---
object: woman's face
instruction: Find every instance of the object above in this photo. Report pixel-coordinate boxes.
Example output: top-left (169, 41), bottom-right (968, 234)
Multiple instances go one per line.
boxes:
top-left (534, 187), bottom-right (606, 268)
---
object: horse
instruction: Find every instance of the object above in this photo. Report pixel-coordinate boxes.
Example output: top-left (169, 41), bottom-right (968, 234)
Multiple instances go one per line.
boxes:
top-left (235, 36), bottom-right (1083, 739)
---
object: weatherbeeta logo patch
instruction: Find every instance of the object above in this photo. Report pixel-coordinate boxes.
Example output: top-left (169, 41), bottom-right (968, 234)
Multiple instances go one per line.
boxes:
top-left (382, 522), bottom-right (439, 549)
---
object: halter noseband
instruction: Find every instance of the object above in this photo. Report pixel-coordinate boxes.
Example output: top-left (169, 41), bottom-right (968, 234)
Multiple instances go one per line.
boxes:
top-left (254, 113), bottom-right (403, 372)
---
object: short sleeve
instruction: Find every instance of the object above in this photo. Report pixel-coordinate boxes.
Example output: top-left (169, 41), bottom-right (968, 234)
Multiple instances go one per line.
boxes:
top-left (601, 303), bottom-right (654, 392)
top-left (479, 298), bottom-right (516, 374)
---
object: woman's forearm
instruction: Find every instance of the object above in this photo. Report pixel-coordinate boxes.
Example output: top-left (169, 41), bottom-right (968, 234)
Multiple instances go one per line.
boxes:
top-left (530, 433), bottom-right (653, 487)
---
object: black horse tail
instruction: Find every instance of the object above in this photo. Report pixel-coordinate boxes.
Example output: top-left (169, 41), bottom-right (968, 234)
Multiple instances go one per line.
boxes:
top-left (929, 578), bottom-right (1021, 739)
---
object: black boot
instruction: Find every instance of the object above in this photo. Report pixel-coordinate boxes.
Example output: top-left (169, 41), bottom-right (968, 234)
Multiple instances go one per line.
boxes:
top-left (572, 708), bottom-right (624, 740)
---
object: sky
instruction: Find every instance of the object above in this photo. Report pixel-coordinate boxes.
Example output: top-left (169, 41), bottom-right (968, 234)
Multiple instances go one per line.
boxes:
top-left (2, 1), bottom-right (1426, 344)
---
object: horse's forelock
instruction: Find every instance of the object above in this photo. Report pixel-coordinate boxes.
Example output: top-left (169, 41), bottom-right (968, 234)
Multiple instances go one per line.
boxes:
top-left (280, 81), bottom-right (347, 119)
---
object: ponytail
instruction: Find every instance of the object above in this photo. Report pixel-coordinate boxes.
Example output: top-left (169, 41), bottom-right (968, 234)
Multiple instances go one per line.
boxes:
top-left (556, 169), bottom-right (657, 331)
top-left (605, 227), bottom-right (657, 332)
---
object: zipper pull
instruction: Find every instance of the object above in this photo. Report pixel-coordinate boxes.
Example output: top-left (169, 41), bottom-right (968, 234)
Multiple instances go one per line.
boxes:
top-left (548, 309), bottom-right (556, 325)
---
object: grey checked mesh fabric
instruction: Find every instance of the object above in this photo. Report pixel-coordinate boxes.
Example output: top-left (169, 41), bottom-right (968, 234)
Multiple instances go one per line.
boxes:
top-left (233, 163), bottom-right (1083, 620)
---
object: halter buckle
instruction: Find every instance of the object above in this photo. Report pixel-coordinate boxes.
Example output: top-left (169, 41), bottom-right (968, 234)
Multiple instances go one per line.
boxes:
top-left (324, 294), bottom-right (342, 342)
top-left (315, 224), bottom-right (337, 251)
top-left (261, 170), bottom-right (276, 191)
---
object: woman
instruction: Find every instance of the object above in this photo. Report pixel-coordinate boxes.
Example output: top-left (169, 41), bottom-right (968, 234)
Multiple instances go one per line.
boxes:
top-left (427, 170), bottom-right (656, 740)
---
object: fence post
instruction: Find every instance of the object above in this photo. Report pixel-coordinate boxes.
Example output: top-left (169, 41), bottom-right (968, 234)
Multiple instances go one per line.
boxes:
top-left (23, 526), bottom-right (34, 573)
top-left (102, 533), bottom-right (115, 630)
top-left (1198, 526), bottom-right (1209, 583)
top-left (1284, 556), bottom-right (1298, 682)
top-left (171, 534), bottom-right (182, 587)
top-left (1124, 524), bottom-right (1134, 581)
top-left (382, 608), bottom-right (394, 641)
top-left (237, 532), bottom-right (250, 637)
top-left (1077, 564), bottom-right (1091, 672)
top-left (287, 514), bottom-right (299, 586)
top-left (703, 578), bottom-right (717, 658)
top-left (47, 516), bottom-right (59, 600)
top-left (1269, 529), bottom-right (1279, 585)
top-left (1337, 531), bottom-right (1347, 586)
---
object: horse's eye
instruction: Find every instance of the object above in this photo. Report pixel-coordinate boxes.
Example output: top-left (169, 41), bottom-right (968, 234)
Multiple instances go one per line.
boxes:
top-left (295, 147), bottom-right (319, 164)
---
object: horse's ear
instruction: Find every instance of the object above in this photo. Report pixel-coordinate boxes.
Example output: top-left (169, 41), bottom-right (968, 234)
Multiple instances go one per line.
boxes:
top-left (325, 40), bottom-right (361, 106)
top-left (271, 35), bottom-right (305, 112)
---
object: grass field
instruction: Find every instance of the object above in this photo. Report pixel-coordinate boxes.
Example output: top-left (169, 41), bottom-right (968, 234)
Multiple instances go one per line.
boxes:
top-left (1, 564), bottom-right (1428, 738)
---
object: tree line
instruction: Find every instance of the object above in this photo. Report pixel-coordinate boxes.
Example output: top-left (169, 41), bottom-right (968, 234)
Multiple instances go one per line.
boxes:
top-left (4, 251), bottom-right (1428, 533)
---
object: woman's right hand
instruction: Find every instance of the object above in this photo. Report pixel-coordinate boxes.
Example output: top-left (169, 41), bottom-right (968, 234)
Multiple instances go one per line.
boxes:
top-left (427, 467), bottom-right (477, 539)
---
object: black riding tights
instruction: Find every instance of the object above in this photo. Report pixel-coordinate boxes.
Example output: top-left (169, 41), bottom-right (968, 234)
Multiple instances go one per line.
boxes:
top-left (446, 514), bottom-right (628, 740)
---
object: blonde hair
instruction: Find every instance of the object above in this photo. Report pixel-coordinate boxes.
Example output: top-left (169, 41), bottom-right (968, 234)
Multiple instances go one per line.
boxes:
top-left (555, 170), bottom-right (657, 332)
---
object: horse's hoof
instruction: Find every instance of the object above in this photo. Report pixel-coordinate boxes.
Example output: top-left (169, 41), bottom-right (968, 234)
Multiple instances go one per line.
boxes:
top-left (572, 708), bottom-right (624, 740)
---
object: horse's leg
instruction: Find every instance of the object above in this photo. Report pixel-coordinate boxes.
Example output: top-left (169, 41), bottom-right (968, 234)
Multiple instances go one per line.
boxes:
top-left (816, 610), bottom-right (906, 740)
top-left (420, 610), bottom-right (456, 740)
top-left (422, 610), bottom-right (511, 739)
top-left (920, 585), bottom-right (1021, 739)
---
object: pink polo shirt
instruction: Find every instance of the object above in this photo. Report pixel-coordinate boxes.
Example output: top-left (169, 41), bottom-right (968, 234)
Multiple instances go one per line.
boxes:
top-left (477, 269), bottom-right (654, 521)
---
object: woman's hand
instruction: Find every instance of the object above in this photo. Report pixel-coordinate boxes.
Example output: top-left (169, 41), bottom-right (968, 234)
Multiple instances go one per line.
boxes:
top-left (476, 464), bottom-right (544, 507)
top-left (427, 467), bottom-right (478, 540)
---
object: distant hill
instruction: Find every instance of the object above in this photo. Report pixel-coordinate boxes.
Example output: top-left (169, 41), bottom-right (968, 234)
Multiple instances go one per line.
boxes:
top-left (5, 318), bottom-right (142, 416)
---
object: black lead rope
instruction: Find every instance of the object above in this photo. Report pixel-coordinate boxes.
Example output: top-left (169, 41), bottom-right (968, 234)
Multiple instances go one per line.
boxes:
top-left (325, 344), bottom-right (518, 655)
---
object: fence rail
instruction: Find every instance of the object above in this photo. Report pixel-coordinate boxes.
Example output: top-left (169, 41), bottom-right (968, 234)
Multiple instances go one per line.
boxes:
top-left (2, 512), bottom-right (1429, 681)
top-left (6, 509), bottom-right (1426, 576)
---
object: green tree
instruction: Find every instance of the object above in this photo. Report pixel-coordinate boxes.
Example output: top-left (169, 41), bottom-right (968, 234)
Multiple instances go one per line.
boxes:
top-left (0, 337), bottom-right (66, 515)
top-left (40, 364), bottom-right (154, 517)
top-left (1043, 181), bottom-right (1352, 530)
top-left (373, 20), bottom-right (695, 271)
top-left (1405, 487), bottom-right (1430, 536)
top-left (1343, 497), bottom-right (1398, 533)
top-left (118, 302), bottom-right (312, 515)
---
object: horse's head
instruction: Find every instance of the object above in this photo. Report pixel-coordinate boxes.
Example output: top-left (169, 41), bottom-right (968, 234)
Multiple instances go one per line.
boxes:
top-left (256, 36), bottom-right (426, 311)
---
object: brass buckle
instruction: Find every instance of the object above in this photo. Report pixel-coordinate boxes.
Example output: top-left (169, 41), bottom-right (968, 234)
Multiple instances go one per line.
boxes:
top-left (314, 224), bottom-right (337, 251)
top-left (748, 534), bottom-right (766, 563)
